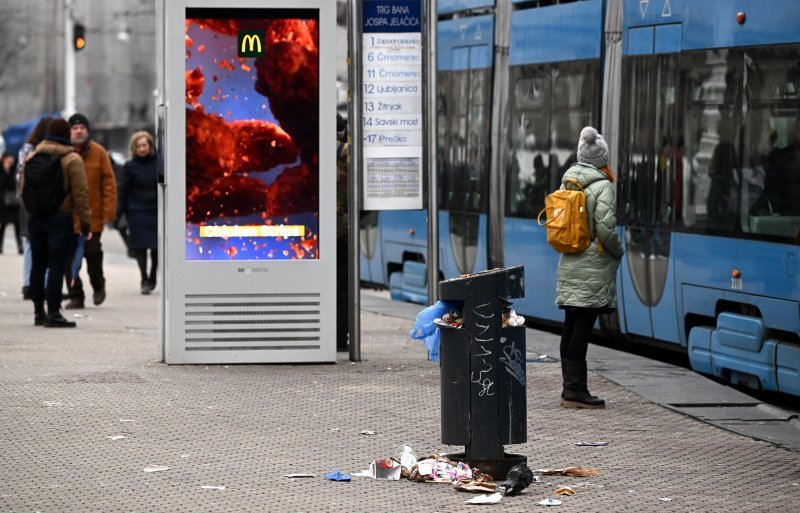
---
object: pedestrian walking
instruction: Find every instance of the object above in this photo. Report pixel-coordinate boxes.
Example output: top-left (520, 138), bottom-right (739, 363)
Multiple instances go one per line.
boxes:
top-left (1, 151), bottom-right (23, 254)
top-left (17, 118), bottom-right (53, 299)
top-left (64, 113), bottom-right (117, 309)
top-left (117, 131), bottom-right (158, 294)
top-left (556, 126), bottom-right (624, 409)
top-left (21, 118), bottom-right (91, 328)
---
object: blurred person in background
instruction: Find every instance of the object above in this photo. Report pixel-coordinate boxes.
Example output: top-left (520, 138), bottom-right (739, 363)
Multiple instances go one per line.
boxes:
top-left (21, 118), bottom-right (91, 328)
top-left (17, 118), bottom-right (52, 299)
top-left (117, 131), bottom-right (158, 294)
top-left (1, 151), bottom-right (23, 254)
top-left (64, 113), bottom-right (116, 309)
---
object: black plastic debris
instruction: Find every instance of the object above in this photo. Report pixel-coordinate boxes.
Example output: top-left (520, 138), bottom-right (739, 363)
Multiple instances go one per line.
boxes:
top-left (499, 463), bottom-right (535, 496)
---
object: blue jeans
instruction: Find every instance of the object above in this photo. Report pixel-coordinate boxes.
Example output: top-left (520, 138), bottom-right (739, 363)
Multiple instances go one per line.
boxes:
top-left (28, 213), bottom-right (73, 311)
top-left (22, 236), bottom-right (32, 287)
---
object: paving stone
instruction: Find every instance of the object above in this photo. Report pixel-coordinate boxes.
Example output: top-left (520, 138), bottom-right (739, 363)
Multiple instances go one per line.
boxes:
top-left (0, 237), bottom-right (798, 512)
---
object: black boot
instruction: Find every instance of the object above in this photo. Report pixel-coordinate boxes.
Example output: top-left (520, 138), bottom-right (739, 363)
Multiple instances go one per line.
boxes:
top-left (34, 301), bottom-right (46, 326)
top-left (561, 360), bottom-right (605, 409)
top-left (44, 305), bottom-right (77, 328)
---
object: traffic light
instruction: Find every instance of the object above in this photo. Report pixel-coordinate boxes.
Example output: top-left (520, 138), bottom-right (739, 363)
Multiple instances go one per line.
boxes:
top-left (74, 22), bottom-right (86, 51)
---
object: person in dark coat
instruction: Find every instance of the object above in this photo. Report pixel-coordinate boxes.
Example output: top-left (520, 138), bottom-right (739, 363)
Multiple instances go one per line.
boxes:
top-left (117, 131), bottom-right (158, 294)
top-left (1, 151), bottom-right (23, 254)
top-left (17, 118), bottom-right (53, 299)
top-left (22, 118), bottom-right (92, 327)
top-left (555, 126), bottom-right (624, 409)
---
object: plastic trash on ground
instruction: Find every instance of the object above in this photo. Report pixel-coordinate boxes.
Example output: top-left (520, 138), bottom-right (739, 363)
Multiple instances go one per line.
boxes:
top-left (410, 456), bottom-right (473, 483)
top-left (465, 492), bottom-right (503, 505)
top-left (534, 466), bottom-right (598, 477)
top-left (453, 475), bottom-right (497, 494)
top-left (538, 498), bottom-right (562, 506)
top-left (324, 470), bottom-right (351, 481)
top-left (369, 459), bottom-right (401, 480)
top-left (399, 445), bottom-right (418, 472)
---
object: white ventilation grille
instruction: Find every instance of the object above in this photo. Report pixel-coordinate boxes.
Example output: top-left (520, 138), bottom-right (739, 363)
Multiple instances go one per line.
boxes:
top-left (184, 293), bottom-right (321, 351)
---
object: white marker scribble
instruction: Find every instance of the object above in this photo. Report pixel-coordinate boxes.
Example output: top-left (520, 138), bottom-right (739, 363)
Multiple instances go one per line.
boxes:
top-left (475, 322), bottom-right (490, 335)
top-left (473, 302), bottom-right (495, 319)
top-left (471, 360), bottom-right (495, 396)
top-left (475, 345), bottom-right (492, 357)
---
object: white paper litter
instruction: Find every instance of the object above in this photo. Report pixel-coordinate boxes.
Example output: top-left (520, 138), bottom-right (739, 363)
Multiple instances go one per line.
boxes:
top-left (465, 493), bottom-right (503, 505)
top-left (538, 498), bottom-right (562, 506)
top-left (360, 430), bottom-right (376, 435)
top-left (658, 498), bottom-right (673, 502)
top-left (119, 419), bottom-right (135, 423)
top-left (351, 469), bottom-right (373, 478)
top-left (284, 473), bottom-right (315, 478)
top-left (200, 485), bottom-right (225, 491)
top-left (143, 466), bottom-right (169, 473)
top-left (107, 435), bottom-right (126, 440)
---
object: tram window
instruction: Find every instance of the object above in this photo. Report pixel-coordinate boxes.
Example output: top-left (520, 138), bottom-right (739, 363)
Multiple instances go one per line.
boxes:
top-left (740, 45), bottom-right (800, 242)
top-left (505, 61), bottom-right (598, 219)
top-left (679, 50), bottom-right (743, 235)
top-left (438, 65), bottom-right (492, 213)
top-left (507, 66), bottom-right (551, 218)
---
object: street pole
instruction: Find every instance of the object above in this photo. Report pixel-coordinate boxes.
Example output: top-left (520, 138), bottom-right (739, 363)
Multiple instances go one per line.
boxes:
top-left (424, 0), bottom-right (438, 304)
top-left (347, 0), bottom-right (362, 362)
top-left (64, 0), bottom-right (76, 116)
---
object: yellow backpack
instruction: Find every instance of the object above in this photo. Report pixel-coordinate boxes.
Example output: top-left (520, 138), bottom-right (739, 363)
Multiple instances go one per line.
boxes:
top-left (537, 178), bottom-right (599, 254)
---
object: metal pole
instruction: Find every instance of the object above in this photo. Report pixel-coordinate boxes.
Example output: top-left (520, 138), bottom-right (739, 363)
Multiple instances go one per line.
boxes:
top-left (64, 0), bottom-right (75, 115)
top-left (347, 0), bottom-right (362, 362)
top-left (424, 0), bottom-right (438, 304)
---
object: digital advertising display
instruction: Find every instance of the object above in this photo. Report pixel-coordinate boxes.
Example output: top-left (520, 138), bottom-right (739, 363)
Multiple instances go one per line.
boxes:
top-left (184, 8), bottom-right (320, 261)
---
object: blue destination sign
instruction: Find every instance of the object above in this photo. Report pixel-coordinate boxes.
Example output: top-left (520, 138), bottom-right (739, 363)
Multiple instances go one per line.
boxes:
top-left (363, 0), bottom-right (421, 33)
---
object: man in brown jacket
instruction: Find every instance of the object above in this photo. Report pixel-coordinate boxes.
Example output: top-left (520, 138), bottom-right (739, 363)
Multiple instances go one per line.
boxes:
top-left (22, 118), bottom-right (92, 327)
top-left (65, 113), bottom-right (117, 309)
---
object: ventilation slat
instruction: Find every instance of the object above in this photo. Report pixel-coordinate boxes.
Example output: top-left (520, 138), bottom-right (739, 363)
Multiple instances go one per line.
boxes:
top-left (183, 293), bottom-right (323, 353)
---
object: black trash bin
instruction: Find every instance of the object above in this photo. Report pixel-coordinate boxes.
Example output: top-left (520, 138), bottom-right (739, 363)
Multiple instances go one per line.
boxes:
top-left (437, 266), bottom-right (526, 479)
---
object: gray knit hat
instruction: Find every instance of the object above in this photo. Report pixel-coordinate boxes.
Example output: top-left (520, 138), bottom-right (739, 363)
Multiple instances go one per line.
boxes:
top-left (577, 126), bottom-right (608, 168)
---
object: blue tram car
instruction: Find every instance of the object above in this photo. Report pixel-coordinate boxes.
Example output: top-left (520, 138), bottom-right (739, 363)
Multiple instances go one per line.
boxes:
top-left (359, 0), bottom-right (800, 397)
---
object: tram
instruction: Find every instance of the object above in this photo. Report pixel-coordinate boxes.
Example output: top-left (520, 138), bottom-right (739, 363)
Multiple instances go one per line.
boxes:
top-left (358, 0), bottom-right (800, 397)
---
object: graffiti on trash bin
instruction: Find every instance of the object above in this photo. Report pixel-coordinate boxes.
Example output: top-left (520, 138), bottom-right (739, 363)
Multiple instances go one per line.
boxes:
top-left (500, 338), bottom-right (526, 386)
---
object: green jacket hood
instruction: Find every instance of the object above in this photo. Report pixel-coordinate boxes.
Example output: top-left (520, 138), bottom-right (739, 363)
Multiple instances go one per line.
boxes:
top-left (562, 162), bottom-right (608, 189)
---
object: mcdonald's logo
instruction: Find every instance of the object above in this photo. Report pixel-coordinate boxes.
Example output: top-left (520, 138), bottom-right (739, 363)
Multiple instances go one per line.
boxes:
top-left (238, 30), bottom-right (265, 57)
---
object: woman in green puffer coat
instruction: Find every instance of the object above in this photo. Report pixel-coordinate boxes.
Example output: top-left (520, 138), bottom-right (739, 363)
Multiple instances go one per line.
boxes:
top-left (556, 126), bottom-right (624, 409)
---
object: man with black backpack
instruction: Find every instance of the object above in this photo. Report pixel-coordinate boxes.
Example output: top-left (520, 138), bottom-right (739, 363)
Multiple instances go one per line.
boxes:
top-left (20, 118), bottom-right (91, 328)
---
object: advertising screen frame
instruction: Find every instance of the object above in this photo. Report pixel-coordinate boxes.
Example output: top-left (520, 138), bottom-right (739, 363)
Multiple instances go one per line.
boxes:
top-left (161, 0), bottom-right (336, 364)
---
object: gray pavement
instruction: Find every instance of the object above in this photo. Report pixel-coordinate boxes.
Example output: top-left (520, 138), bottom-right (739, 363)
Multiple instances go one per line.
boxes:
top-left (1, 234), bottom-right (799, 512)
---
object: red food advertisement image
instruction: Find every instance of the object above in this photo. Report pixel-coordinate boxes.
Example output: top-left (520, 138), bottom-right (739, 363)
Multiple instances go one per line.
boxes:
top-left (185, 8), bottom-right (319, 260)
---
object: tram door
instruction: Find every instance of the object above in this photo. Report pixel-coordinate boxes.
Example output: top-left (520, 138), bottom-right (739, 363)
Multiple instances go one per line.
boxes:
top-left (618, 25), bottom-right (681, 344)
top-left (438, 16), bottom-right (494, 278)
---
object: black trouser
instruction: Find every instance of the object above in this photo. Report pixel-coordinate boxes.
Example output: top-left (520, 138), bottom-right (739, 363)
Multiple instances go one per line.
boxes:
top-left (28, 213), bottom-right (73, 312)
top-left (135, 248), bottom-right (158, 284)
top-left (66, 231), bottom-right (105, 300)
top-left (336, 236), bottom-right (349, 348)
top-left (559, 307), bottom-right (600, 362)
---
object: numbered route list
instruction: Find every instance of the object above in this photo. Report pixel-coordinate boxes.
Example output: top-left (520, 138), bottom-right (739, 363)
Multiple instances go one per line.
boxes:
top-left (362, 0), bottom-right (422, 210)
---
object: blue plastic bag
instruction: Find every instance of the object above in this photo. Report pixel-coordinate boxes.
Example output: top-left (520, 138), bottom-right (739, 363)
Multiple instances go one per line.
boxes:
top-left (410, 300), bottom-right (456, 362)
